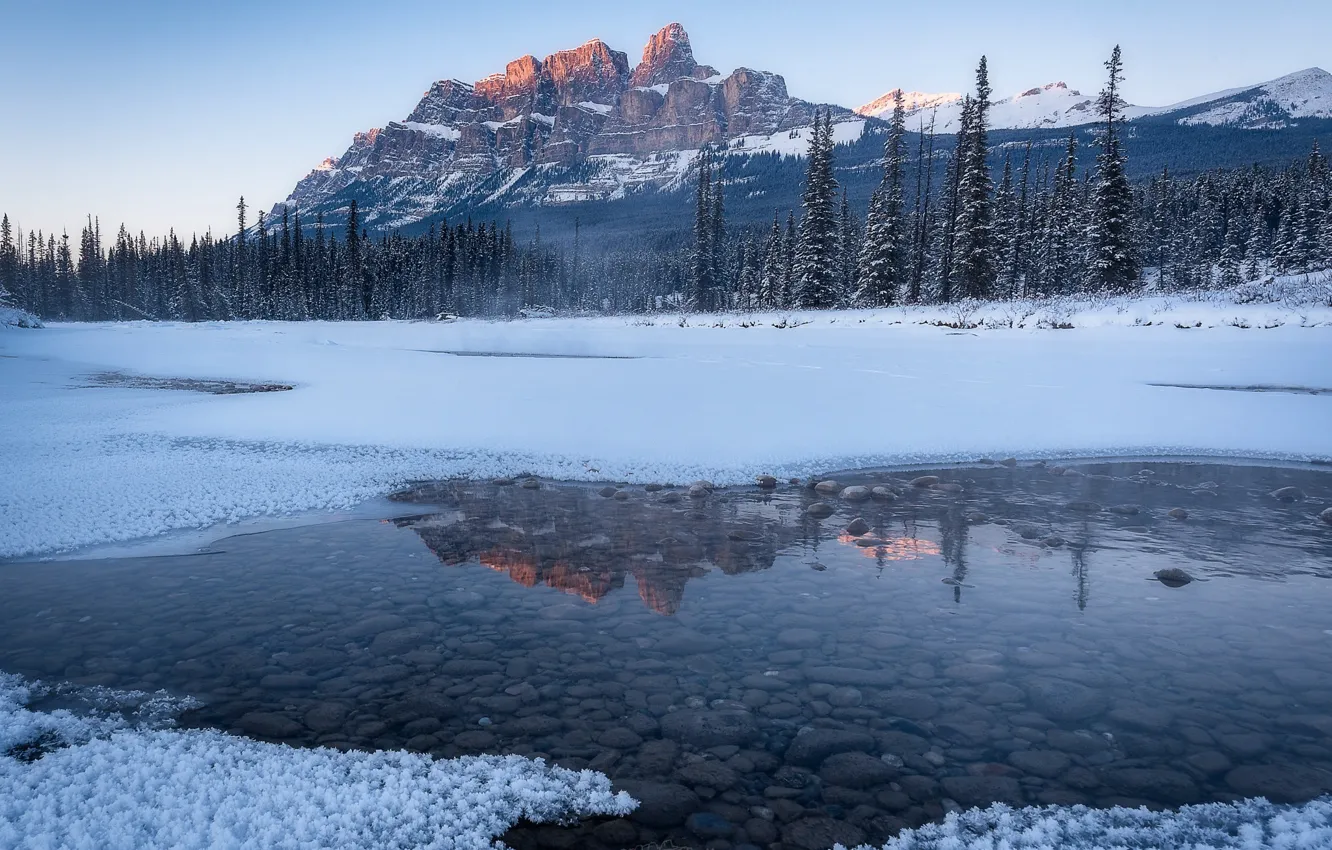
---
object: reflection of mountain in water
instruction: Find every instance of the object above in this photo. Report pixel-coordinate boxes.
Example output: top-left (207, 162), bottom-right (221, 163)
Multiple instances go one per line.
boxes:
top-left (392, 481), bottom-right (812, 615)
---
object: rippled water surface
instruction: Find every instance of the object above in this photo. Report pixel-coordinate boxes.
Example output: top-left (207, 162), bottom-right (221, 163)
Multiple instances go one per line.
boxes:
top-left (4, 460), bottom-right (1332, 850)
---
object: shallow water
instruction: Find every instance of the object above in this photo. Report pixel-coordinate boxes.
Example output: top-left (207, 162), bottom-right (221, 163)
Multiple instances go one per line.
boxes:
top-left (3, 460), bottom-right (1332, 849)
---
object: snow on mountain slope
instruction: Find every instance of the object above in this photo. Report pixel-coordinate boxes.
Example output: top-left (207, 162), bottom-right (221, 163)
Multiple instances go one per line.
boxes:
top-left (1142, 67), bottom-right (1332, 128)
top-left (858, 82), bottom-right (1124, 131)
top-left (855, 89), bottom-right (962, 118)
top-left (859, 67), bottom-right (1332, 133)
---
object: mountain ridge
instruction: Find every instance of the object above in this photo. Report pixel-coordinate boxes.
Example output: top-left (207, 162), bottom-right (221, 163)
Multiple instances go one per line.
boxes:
top-left (272, 26), bottom-right (1328, 235)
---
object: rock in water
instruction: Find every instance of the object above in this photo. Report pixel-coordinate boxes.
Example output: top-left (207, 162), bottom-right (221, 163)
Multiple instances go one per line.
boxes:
top-left (755, 475), bottom-right (778, 489)
top-left (845, 517), bottom-right (870, 536)
top-left (1168, 508), bottom-right (1189, 520)
top-left (814, 480), bottom-right (841, 495)
top-left (840, 485), bottom-right (872, 501)
top-left (806, 502), bottom-right (834, 519)
top-left (909, 475), bottom-right (939, 488)
top-left (1271, 486), bottom-right (1305, 502)
top-left (1320, 508), bottom-right (1332, 526)
top-left (1155, 568), bottom-right (1195, 587)
top-left (871, 486), bottom-right (897, 501)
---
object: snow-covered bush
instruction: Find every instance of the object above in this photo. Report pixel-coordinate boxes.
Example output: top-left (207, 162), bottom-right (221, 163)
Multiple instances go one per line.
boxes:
top-left (843, 798), bottom-right (1332, 850)
top-left (1, 671), bottom-right (635, 849)
top-left (1232, 270), bottom-right (1332, 308)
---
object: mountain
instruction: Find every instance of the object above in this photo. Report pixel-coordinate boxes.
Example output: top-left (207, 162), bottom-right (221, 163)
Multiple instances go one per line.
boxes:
top-left (278, 24), bottom-right (856, 229)
top-left (1139, 67), bottom-right (1332, 128)
top-left (858, 81), bottom-right (1112, 131)
top-left (857, 68), bottom-right (1332, 132)
top-left (275, 29), bottom-right (1329, 243)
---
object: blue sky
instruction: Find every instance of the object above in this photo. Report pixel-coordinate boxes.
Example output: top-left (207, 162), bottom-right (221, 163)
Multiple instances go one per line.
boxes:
top-left (1, 0), bottom-right (1327, 239)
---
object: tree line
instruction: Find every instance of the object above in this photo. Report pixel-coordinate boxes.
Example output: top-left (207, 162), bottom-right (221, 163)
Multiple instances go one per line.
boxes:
top-left (3, 48), bottom-right (1330, 322)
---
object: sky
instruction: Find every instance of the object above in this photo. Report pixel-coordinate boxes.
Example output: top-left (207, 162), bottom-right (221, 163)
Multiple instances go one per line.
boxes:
top-left (1, 0), bottom-right (1327, 240)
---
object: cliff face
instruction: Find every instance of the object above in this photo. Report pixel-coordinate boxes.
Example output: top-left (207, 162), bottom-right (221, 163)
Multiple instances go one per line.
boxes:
top-left (277, 23), bottom-right (854, 227)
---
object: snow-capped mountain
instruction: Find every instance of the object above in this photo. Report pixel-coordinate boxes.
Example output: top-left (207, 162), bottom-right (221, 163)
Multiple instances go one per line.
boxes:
top-left (1140, 67), bottom-right (1332, 129)
top-left (855, 89), bottom-right (963, 118)
top-left (278, 24), bottom-right (855, 228)
top-left (857, 68), bottom-right (1332, 132)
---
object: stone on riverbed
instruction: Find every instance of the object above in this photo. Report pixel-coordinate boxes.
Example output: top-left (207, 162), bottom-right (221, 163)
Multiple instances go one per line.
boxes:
top-left (660, 709), bottom-right (760, 747)
top-left (1154, 567), bottom-right (1195, 587)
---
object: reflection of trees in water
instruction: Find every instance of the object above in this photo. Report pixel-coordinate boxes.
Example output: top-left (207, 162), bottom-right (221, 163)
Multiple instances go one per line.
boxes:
top-left (393, 482), bottom-right (800, 615)
top-left (938, 502), bottom-right (969, 604)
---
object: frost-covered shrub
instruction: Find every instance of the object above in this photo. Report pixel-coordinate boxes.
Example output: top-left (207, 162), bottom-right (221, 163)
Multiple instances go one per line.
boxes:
top-left (842, 798), bottom-right (1332, 850)
top-left (1232, 270), bottom-right (1332, 307)
top-left (0, 671), bottom-right (635, 849)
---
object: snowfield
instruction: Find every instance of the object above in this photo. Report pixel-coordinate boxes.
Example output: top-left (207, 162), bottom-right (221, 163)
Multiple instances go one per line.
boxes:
top-left (2, 286), bottom-right (1331, 560)
top-left (0, 673), bottom-right (634, 850)
top-left (3, 287), bottom-right (1332, 847)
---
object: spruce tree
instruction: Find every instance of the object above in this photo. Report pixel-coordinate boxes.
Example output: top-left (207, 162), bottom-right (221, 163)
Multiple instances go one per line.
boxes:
top-left (793, 111), bottom-right (841, 308)
top-left (691, 148), bottom-right (713, 310)
top-left (1086, 45), bottom-right (1139, 292)
top-left (759, 213), bottom-right (783, 308)
top-left (954, 57), bottom-right (996, 300)
top-left (856, 90), bottom-right (908, 306)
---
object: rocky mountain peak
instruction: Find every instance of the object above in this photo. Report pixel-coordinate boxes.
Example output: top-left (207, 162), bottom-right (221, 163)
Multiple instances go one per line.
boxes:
top-left (630, 23), bottom-right (715, 88)
top-left (278, 24), bottom-right (854, 227)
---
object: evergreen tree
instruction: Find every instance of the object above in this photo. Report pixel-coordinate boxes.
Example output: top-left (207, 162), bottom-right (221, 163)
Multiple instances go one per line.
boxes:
top-left (1085, 45), bottom-right (1139, 292)
top-left (856, 90), bottom-right (908, 306)
top-left (953, 57), bottom-right (996, 300)
top-left (793, 111), bottom-right (841, 308)
top-left (759, 213), bottom-right (784, 308)
top-left (690, 148), bottom-right (714, 310)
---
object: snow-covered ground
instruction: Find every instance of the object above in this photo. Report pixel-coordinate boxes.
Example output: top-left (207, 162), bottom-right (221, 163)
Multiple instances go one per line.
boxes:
top-left (3, 286), bottom-right (1332, 846)
top-left (0, 672), bottom-right (633, 849)
top-left (3, 287), bottom-right (1330, 560)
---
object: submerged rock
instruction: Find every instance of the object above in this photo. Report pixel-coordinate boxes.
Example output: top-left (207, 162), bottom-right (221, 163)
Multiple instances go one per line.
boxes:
top-left (1320, 508), bottom-right (1332, 525)
top-left (1065, 501), bottom-right (1101, 512)
top-left (871, 486), bottom-right (898, 501)
top-left (909, 476), bottom-right (940, 488)
top-left (840, 485), bottom-right (872, 501)
top-left (1154, 567), bottom-right (1195, 587)
top-left (932, 482), bottom-right (964, 494)
top-left (806, 502), bottom-right (835, 519)
top-left (1271, 486), bottom-right (1305, 502)
top-left (1168, 508), bottom-right (1190, 520)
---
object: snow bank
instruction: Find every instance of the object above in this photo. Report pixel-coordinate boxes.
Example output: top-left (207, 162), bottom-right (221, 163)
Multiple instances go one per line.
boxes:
top-left (0, 672), bottom-right (634, 850)
top-left (0, 304), bottom-right (42, 329)
top-left (2, 290), bottom-right (1330, 558)
top-left (844, 798), bottom-right (1332, 850)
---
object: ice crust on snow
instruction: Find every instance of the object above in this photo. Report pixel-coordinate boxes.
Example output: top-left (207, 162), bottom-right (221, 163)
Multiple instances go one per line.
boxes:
top-left (1, 285), bottom-right (1330, 559)
top-left (0, 671), bottom-right (634, 850)
top-left (841, 798), bottom-right (1332, 849)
